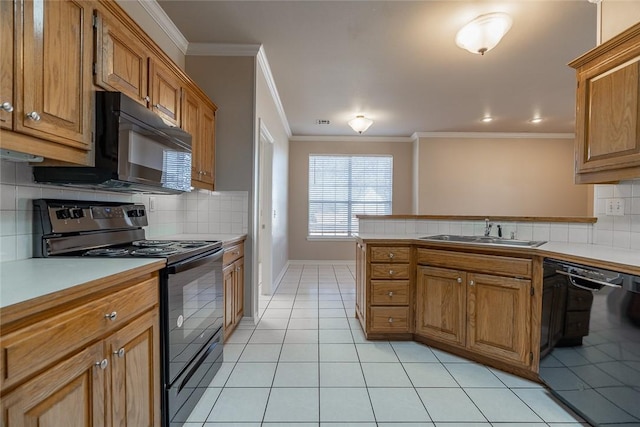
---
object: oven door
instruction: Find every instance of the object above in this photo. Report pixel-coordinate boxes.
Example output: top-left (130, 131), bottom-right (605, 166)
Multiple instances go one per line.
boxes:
top-left (162, 248), bottom-right (224, 386)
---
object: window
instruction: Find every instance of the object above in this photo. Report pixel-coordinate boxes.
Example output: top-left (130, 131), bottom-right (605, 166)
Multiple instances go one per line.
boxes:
top-left (308, 155), bottom-right (393, 237)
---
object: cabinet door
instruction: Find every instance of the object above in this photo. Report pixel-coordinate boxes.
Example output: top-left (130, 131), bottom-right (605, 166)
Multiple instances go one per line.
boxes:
top-left (467, 273), bottom-right (531, 366)
top-left (200, 104), bottom-right (216, 187)
top-left (107, 310), bottom-right (160, 427)
top-left (1, 342), bottom-right (107, 427)
top-left (576, 59), bottom-right (640, 174)
top-left (415, 266), bottom-right (466, 347)
top-left (181, 87), bottom-right (202, 184)
top-left (234, 257), bottom-right (244, 325)
top-left (0, 0), bottom-right (14, 129)
top-left (149, 58), bottom-right (181, 127)
top-left (94, 10), bottom-right (149, 107)
top-left (223, 264), bottom-right (235, 332)
top-left (17, 0), bottom-right (92, 148)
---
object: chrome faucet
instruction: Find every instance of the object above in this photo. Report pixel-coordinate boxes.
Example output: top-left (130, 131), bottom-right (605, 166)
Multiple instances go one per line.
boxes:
top-left (484, 218), bottom-right (493, 236)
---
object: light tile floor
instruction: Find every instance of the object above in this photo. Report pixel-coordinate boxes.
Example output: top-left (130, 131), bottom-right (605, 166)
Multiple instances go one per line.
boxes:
top-left (184, 263), bottom-right (587, 427)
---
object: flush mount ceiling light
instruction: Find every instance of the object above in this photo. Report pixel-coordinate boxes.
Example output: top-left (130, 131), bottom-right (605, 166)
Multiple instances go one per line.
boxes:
top-left (456, 12), bottom-right (513, 55)
top-left (348, 115), bottom-right (373, 134)
top-left (481, 116), bottom-right (493, 123)
top-left (529, 117), bottom-right (543, 124)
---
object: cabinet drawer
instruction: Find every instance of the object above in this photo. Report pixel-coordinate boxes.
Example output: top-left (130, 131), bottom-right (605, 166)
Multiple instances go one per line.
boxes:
top-left (223, 243), bottom-right (244, 265)
top-left (370, 246), bottom-right (410, 263)
top-left (371, 281), bottom-right (409, 305)
top-left (0, 276), bottom-right (158, 389)
top-left (417, 249), bottom-right (532, 278)
top-left (370, 307), bottom-right (409, 332)
top-left (370, 263), bottom-right (410, 279)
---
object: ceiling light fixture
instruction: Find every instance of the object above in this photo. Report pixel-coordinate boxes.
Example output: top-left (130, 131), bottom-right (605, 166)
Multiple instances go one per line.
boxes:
top-left (481, 116), bottom-right (493, 123)
top-left (456, 12), bottom-right (513, 55)
top-left (348, 115), bottom-right (373, 134)
top-left (529, 117), bottom-right (543, 124)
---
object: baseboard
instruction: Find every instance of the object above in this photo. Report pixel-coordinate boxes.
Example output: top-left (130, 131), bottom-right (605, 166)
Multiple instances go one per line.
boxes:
top-left (270, 260), bottom-right (290, 294)
top-left (288, 259), bottom-right (356, 265)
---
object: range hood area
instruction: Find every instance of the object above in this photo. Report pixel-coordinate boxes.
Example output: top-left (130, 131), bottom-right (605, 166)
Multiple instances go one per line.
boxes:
top-left (33, 92), bottom-right (193, 195)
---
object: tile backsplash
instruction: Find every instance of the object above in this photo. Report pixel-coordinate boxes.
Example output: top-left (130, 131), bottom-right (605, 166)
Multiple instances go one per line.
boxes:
top-left (593, 179), bottom-right (640, 250)
top-left (359, 179), bottom-right (640, 251)
top-left (0, 161), bottom-right (248, 261)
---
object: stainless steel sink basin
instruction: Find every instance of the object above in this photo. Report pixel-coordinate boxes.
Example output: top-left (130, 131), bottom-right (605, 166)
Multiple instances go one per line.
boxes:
top-left (419, 234), bottom-right (546, 248)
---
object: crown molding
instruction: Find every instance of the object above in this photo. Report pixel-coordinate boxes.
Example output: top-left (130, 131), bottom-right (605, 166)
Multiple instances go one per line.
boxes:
top-left (290, 135), bottom-right (414, 143)
top-left (187, 43), bottom-right (261, 56)
top-left (257, 46), bottom-right (292, 138)
top-left (412, 132), bottom-right (575, 139)
top-left (135, 0), bottom-right (188, 54)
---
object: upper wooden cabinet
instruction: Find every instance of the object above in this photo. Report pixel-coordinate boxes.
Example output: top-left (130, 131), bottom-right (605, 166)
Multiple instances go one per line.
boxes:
top-left (149, 58), bottom-right (182, 127)
top-left (182, 86), bottom-right (216, 190)
top-left (0, 0), bottom-right (93, 165)
top-left (94, 10), bottom-right (149, 107)
top-left (0, 0), bottom-right (14, 130)
top-left (571, 22), bottom-right (640, 184)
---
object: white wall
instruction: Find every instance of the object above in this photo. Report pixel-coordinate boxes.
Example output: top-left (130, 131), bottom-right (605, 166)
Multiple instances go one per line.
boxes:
top-left (256, 62), bottom-right (290, 283)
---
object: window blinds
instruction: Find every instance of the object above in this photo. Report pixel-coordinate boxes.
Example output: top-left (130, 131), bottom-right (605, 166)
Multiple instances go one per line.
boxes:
top-left (308, 155), bottom-right (392, 236)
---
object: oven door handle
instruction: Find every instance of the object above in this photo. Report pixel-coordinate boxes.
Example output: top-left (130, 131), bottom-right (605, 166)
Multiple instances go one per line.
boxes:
top-left (167, 249), bottom-right (223, 275)
top-left (555, 269), bottom-right (623, 291)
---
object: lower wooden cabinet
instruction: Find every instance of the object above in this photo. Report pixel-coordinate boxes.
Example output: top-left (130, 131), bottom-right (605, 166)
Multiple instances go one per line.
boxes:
top-left (0, 270), bottom-right (161, 427)
top-left (416, 263), bottom-right (532, 368)
top-left (223, 240), bottom-right (245, 339)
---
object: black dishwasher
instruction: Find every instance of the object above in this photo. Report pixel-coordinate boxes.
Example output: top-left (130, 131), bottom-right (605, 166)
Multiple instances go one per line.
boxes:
top-left (540, 259), bottom-right (640, 426)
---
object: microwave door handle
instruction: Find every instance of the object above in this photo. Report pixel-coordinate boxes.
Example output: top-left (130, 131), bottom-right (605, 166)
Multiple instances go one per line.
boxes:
top-left (555, 270), bottom-right (623, 291)
top-left (167, 249), bottom-right (223, 275)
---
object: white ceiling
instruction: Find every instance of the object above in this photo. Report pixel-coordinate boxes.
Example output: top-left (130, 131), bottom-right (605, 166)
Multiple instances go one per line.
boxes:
top-left (156, 1), bottom-right (598, 137)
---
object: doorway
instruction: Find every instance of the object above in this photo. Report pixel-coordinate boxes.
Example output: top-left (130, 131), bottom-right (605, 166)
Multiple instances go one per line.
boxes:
top-left (257, 120), bottom-right (274, 295)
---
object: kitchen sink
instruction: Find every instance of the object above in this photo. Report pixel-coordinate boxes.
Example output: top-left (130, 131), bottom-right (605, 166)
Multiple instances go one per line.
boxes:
top-left (419, 234), bottom-right (546, 248)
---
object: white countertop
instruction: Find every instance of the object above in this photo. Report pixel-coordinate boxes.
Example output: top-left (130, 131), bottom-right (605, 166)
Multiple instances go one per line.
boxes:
top-left (0, 258), bottom-right (164, 309)
top-left (356, 233), bottom-right (640, 271)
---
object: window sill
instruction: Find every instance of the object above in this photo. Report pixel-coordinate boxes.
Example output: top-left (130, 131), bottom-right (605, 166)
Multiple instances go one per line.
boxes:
top-left (306, 236), bottom-right (356, 242)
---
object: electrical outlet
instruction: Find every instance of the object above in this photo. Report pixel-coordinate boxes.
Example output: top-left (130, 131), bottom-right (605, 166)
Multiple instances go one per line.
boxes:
top-left (612, 198), bottom-right (625, 216)
top-left (605, 199), bottom-right (614, 216)
top-left (149, 196), bottom-right (156, 212)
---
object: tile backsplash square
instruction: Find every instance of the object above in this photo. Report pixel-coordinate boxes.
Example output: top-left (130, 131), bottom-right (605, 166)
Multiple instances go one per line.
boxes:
top-left (0, 161), bottom-right (248, 261)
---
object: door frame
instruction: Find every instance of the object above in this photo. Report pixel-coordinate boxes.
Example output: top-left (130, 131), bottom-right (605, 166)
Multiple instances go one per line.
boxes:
top-left (257, 119), bottom-right (275, 298)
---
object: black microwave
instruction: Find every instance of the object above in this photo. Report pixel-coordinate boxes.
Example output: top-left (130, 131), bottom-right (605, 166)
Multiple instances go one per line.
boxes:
top-left (34, 91), bottom-right (192, 194)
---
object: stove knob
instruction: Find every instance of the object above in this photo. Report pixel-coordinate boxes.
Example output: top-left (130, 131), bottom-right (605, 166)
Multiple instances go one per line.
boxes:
top-left (127, 210), bottom-right (138, 217)
top-left (137, 209), bottom-right (145, 217)
top-left (72, 208), bottom-right (84, 219)
top-left (56, 209), bottom-right (71, 220)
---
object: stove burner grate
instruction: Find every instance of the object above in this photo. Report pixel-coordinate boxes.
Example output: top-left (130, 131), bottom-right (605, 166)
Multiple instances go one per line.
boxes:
top-left (132, 240), bottom-right (174, 248)
top-left (177, 241), bottom-right (211, 248)
top-left (130, 247), bottom-right (179, 257)
top-left (84, 248), bottom-right (130, 257)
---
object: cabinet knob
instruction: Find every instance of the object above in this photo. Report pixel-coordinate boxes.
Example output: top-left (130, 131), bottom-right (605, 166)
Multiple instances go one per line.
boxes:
top-left (96, 359), bottom-right (108, 370)
top-left (389, 253), bottom-right (394, 259)
top-left (1, 102), bottom-right (13, 112)
top-left (469, 280), bottom-right (475, 286)
top-left (144, 96), bottom-right (150, 103)
top-left (388, 317), bottom-right (394, 323)
top-left (105, 311), bottom-right (117, 321)
top-left (388, 291), bottom-right (394, 297)
top-left (457, 277), bottom-right (462, 283)
top-left (26, 111), bottom-right (41, 121)
top-left (389, 270), bottom-right (394, 275)
top-left (114, 348), bottom-right (125, 358)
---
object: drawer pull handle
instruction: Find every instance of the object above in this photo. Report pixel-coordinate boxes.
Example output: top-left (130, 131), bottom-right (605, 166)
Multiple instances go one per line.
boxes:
top-left (388, 317), bottom-right (393, 323)
top-left (26, 111), bottom-right (41, 121)
top-left (105, 311), bottom-right (118, 321)
top-left (457, 277), bottom-right (462, 283)
top-left (388, 291), bottom-right (394, 297)
top-left (114, 348), bottom-right (125, 358)
top-left (1, 102), bottom-right (13, 112)
top-left (96, 359), bottom-right (108, 370)
top-left (389, 253), bottom-right (394, 259)
top-left (469, 280), bottom-right (475, 286)
top-left (389, 270), bottom-right (394, 275)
